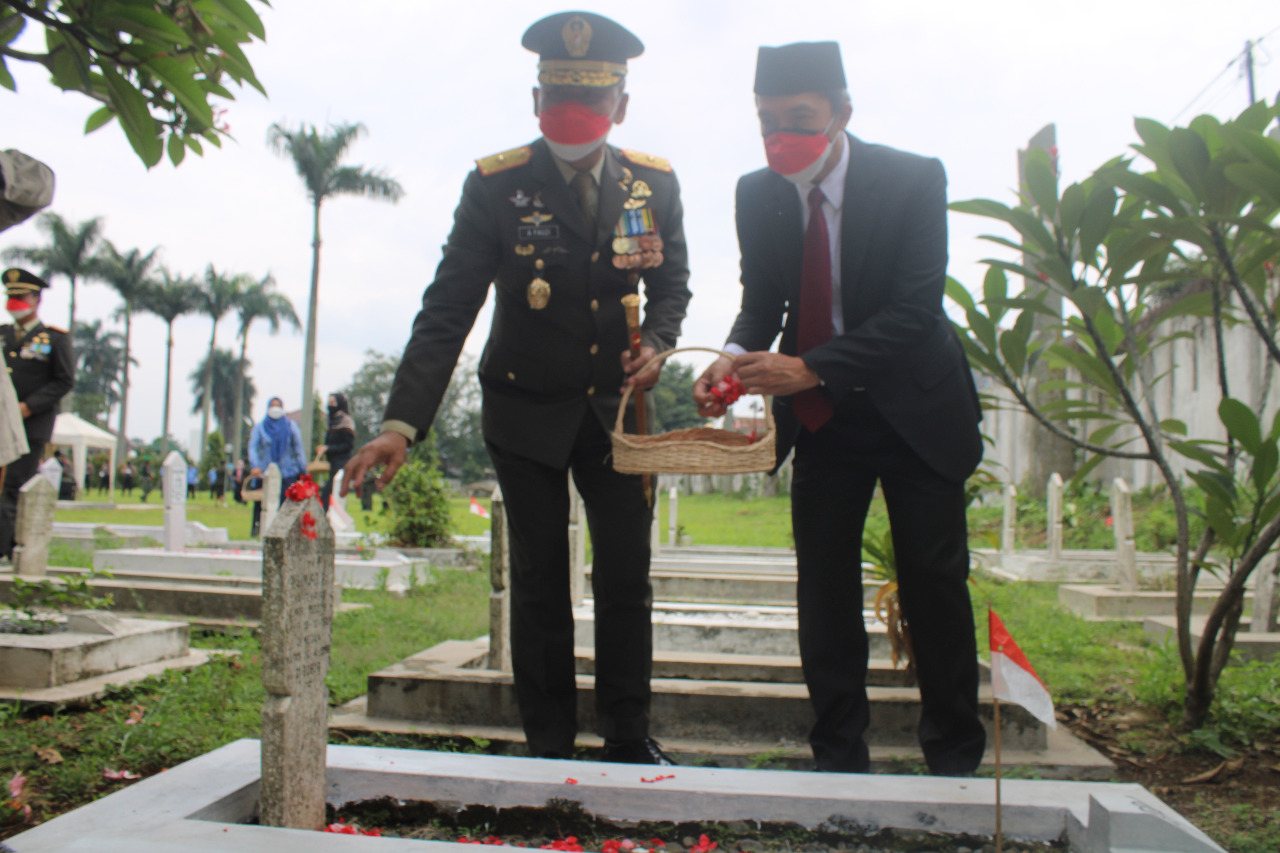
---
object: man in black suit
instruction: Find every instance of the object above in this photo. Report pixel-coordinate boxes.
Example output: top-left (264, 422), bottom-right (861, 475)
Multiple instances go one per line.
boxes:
top-left (1, 268), bottom-right (75, 559)
top-left (695, 42), bottom-right (985, 776)
top-left (344, 12), bottom-right (690, 764)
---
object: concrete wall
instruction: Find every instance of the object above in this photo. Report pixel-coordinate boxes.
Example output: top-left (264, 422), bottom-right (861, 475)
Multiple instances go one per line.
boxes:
top-left (984, 310), bottom-right (1280, 490)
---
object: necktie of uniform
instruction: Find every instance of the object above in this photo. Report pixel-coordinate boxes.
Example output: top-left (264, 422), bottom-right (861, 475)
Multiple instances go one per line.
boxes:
top-left (571, 170), bottom-right (597, 231)
top-left (794, 186), bottom-right (835, 432)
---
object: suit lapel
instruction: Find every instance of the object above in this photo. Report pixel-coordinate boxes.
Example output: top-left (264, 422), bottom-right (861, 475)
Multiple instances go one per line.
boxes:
top-left (768, 171), bottom-right (804, 304)
top-left (528, 140), bottom-right (593, 244)
top-left (839, 134), bottom-right (880, 321)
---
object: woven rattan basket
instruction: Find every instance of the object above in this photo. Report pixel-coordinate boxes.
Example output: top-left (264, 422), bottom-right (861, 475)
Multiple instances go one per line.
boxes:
top-left (611, 347), bottom-right (775, 475)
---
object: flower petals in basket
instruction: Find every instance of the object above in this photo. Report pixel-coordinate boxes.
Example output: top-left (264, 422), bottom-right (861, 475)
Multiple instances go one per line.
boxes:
top-left (611, 347), bottom-right (776, 475)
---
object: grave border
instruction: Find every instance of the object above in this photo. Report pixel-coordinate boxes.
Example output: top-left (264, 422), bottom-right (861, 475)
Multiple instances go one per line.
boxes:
top-left (4, 739), bottom-right (1223, 853)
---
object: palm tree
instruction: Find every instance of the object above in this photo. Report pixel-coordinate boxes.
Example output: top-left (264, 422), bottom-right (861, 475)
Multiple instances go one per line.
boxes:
top-left (72, 319), bottom-right (130, 427)
top-left (2, 213), bottom-right (103, 334)
top-left (137, 270), bottom-right (200, 453)
top-left (189, 348), bottom-right (256, 443)
top-left (92, 242), bottom-right (158, 460)
top-left (194, 264), bottom-right (246, 458)
top-left (232, 273), bottom-right (299, 461)
top-left (267, 120), bottom-right (405, 454)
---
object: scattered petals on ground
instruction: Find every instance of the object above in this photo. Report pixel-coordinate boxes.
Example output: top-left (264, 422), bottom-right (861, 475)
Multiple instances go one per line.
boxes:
top-left (101, 768), bottom-right (141, 781)
top-left (324, 822), bottom-right (382, 836)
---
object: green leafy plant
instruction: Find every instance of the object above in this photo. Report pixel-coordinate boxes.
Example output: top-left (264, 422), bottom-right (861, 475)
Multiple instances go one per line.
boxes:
top-left (948, 97), bottom-right (1280, 728)
top-left (7, 570), bottom-right (115, 632)
top-left (0, 1), bottom-right (268, 168)
top-left (382, 437), bottom-right (453, 548)
top-left (862, 528), bottom-right (913, 674)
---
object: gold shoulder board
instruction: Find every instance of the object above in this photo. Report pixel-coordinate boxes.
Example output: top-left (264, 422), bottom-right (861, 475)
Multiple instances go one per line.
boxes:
top-left (476, 146), bottom-right (533, 176)
top-left (621, 149), bottom-right (672, 173)
top-left (45, 325), bottom-right (67, 334)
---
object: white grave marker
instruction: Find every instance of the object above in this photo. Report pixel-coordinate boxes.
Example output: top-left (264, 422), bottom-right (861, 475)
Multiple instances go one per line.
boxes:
top-left (13, 474), bottom-right (56, 577)
top-left (161, 451), bottom-right (187, 552)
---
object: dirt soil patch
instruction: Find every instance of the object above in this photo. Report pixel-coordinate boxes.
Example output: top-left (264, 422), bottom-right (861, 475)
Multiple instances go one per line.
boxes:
top-left (332, 797), bottom-right (1068, 853)
top-left (1058, 701), bottom-right (1280, 851)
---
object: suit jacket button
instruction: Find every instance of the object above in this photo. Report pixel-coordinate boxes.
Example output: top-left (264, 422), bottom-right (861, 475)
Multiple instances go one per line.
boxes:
top-left (589, 344), bottom-right (599, 354)
top-left (507, 372), bottom-right (515, 380)
top-left (587, 386), bottom-right (595, 395)
top-left (591, 251), bottom-right (600, 263)
top-left (590, 299), bottom-right (599, 311)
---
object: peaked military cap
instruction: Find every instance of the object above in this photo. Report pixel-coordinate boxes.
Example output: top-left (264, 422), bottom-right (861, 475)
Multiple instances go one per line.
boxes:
top-left (3, 267), bottom-right (48, 296)
top-left (523, 11), bottom-right (643, 88)
top-left (754, 42), bottom-right (847, 96)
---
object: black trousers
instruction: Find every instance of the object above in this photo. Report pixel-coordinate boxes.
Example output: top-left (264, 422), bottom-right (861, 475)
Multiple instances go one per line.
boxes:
top-left (791, 396), bottom-right (984, 775)
top-left (0, 439), bottom-right (46, 559)
top-left (487, 411), bottom-right (654, 758)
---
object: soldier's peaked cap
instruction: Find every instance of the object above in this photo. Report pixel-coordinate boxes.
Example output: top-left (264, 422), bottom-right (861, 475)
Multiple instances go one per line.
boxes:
top-left (3, 267), bottom-right (49, 296)
top-left (754, 42), bottom-right (846, 96)
top-left (523, 12), bottom-right (643, 88)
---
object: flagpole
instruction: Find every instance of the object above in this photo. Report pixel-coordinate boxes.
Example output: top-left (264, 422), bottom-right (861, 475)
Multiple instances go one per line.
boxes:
top-left (994, 694), bottom-right (1003, 853)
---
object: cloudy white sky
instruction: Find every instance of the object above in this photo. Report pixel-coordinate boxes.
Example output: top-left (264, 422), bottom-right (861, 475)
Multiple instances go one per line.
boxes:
top-left (3, 0), bottom-right (1278, 450)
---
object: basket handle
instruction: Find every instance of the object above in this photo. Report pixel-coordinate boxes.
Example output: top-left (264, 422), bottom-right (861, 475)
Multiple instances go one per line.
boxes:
top-left (614, 347), bottom-right (774, 436)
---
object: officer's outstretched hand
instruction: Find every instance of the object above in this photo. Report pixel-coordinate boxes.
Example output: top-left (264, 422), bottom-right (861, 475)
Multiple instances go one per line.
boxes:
top-left (693, 354), bottom-right (735, 419)
top-left (620, 345), bottom-right (661, 391)
top-left (341, 432), bottom-right (408, 498)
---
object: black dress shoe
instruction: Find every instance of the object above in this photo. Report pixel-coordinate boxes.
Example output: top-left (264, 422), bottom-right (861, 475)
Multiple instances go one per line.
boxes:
top-left (601, 737), bottom-right (676, 765)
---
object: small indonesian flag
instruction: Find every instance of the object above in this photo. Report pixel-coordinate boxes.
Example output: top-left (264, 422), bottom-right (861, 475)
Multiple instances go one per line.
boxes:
top-left (988, 609), bottom-right (1056, 729)
top-left (469, 496), bottom-right (490, 518)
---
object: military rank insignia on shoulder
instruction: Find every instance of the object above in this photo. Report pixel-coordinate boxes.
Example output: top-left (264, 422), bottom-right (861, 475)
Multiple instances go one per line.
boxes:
top-left (476, 146), bottom-right (533, 176)
top-left (44, 325), bottom-right (67, 335)
top-left (621, 149), bottom-right (672, 173)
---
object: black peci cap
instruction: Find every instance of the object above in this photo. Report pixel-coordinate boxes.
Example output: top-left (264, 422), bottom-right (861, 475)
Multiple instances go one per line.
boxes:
top-left (523, 11), bottom-right (644, 88)
top-left (3, 267), bottom-right (48, 296)
top-left (754, 42), bottom-right (847, 96)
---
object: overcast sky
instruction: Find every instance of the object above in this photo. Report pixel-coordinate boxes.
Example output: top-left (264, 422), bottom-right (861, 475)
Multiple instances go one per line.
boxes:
top-left (3, 0), bottom-right (1277, 451)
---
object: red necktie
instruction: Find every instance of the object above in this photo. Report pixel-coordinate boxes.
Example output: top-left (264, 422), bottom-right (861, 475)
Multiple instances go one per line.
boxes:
top-left (794, 187), bottom-right (835, 432)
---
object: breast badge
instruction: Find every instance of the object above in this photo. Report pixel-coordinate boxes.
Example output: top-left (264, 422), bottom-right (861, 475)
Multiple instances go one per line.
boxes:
top-left (611, 208), bottom-right (663, 270)
top-left (527, 259), bottom-right (551, 310)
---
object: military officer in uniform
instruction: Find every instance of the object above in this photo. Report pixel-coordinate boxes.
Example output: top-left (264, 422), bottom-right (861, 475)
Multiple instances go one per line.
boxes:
top-left (343, 12), bottom-right (691, 764)
top-left (1, 268), bottom-right (75, 559)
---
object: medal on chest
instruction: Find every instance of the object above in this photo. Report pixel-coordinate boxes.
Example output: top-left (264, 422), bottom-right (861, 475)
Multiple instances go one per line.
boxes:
top-left (20, 331), bottom-right (51, 360)
top-left (527, 258), bottom-right (551, 310)
top-left (612, 207), bottom-right (664, 270)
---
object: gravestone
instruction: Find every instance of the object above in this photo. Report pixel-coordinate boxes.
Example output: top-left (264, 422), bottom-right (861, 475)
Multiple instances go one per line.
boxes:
top-left (568, 476), bottom-right (586, 607)
top-left (1047, 473), bottom-right (1064, 560)
top-left (13, 474), bottom-right (55, 577)
top-left (1001, 483), bottom-right (1017, 554)
top-left (488, 486), bottom-right (512, 673)
top-left (259, 495), bottom-right (335, 831)
top-left (650, 509), bottom-right (661, 551)
top-left (1252, 555), bottom-right (1279, 633)
top-left (260, 464), bottom-right (282, 540)
top-left (668, 486), bottom-right (678, 547)
top-left (161, 451), bottom-right (187, 552)
top-left (1112, 478), bottom-right (1137, 590)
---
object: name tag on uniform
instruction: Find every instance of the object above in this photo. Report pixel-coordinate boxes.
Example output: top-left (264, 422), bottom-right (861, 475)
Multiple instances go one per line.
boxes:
top-left (518, 225), bottom-right (560, 240)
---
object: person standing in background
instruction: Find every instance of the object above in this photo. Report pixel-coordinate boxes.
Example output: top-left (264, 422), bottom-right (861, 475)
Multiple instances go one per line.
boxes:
top-left (247, 396), bottom-right (307, 534)
top-left (317, 392), bottom-right (355, 510)
top-left (0, 268), bottom-right (73, 561)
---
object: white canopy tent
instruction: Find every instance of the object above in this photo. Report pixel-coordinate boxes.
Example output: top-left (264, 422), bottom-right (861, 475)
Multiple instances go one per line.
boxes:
top-left (50, 413), bottom-right (116, 503)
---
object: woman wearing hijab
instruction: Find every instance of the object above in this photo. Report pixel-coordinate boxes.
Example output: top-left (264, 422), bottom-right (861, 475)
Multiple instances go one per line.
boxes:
top-left (247, 396), bottom-right (308, 535)
top-left (317, 392), bottom-right (356, 510)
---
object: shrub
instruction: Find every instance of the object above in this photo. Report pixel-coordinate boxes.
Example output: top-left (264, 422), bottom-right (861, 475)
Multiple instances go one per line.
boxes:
top-left (382, 435), bottom-right (453, 547)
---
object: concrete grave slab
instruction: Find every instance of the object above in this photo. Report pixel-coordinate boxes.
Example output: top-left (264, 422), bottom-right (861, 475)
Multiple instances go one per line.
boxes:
top-left (4, 739), bottom-right (1220, 852)
top-left (1058, 584), bottom-right (1248, 622)
top-left (53, 520), bottom-right (230, 546)
top-left (92, 545), bottom-right (424, 589)
top-left (0, 614), bottom-right (188, 688)
top-left (1144, 615), bottom-right (1280, 663)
